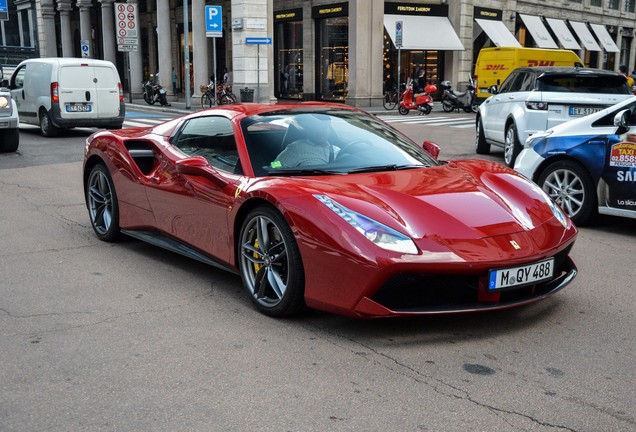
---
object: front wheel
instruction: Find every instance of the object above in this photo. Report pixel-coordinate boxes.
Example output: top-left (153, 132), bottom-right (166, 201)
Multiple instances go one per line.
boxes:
top-left (398, 106), bottom-right (409, 115)
top-left (475, 118), bottom-right (490, 155)
top-left (238, 206), bottom-right (305, 317)
top-left (537, 160), bottom-right (597, 226)
top-left (86, 163), bottom-right (121, 242)
top-left (143, 91), bottom-right (153, 104)
top-left (442, 96), bottom-right (454, 112)
top-left (504, 123), bottom-right (522, 167)
top-left (0, 128), bottom-right (19, 153)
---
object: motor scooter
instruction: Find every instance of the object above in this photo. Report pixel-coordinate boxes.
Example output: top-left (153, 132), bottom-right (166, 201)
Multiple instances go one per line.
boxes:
top-left (398, 79), bottom-right (437, 115)
top-left (142, 74), bottom-right (171, 106)
top-left (440, 76), bottom-right (477, 113)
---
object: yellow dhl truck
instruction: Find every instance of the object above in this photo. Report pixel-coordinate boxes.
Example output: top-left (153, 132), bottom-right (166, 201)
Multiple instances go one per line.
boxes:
top-left (474, 47), bottom-right (584, 100)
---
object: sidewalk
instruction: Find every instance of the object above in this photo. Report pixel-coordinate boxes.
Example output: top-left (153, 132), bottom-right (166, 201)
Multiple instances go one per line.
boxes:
top-left (126, 96), bottom-right (389, 116)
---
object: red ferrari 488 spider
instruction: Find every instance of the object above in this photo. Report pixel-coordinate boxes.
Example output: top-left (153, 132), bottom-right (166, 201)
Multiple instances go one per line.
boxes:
top-left (83, 102), bottom-right (577, 318)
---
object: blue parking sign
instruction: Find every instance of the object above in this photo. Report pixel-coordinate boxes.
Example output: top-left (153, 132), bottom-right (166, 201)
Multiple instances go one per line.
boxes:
top-left (205, 5), bottom-right (222, 38)
top-left (0, 0), bottom-right (8, 21)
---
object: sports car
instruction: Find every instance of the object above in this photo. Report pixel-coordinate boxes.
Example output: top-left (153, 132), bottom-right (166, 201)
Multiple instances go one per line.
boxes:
top-left (516, 96), bottom-right (636, 226)
top-left (83, 102), bottom-right (577, 318)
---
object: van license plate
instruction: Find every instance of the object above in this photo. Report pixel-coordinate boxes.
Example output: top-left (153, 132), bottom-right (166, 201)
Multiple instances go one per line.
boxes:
top-left (569, 106), bottom-right (602, 116)
top-left (66, 104), bottom-right (92, 112)
top-left (488, 258), bottom-right (554, 290)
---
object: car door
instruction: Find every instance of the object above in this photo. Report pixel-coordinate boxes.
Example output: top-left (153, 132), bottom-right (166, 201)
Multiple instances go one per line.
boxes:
top-left (9, 65), bottom-right (30, 122)
top-left (482, 71), bottom-right (526, 144)
top-left (145, 115), bottom-right (242, 263)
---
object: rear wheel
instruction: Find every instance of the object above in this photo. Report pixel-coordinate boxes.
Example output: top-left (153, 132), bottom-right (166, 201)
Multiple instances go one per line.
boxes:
top-left (538, 160), bottom-right (597, 226)
top-left (504, 123), bottom-right (522, 167)
top-left (86, 163), bottom-right (121, 241)
top-left (383, 91), bottom-right (398, 110)
top-left (39, 110), bottom-right (58, 137)
top-left (475, 118), bottom-right (490, 155)
top-left (238, 206), bottom-right (305, 317)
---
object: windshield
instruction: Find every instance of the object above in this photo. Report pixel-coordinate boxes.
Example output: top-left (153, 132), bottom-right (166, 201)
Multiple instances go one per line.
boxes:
top-left (240, 108), bottom-right (438, 176)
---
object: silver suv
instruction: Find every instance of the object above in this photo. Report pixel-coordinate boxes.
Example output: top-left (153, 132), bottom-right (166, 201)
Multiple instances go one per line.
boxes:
top-left (0, 65), bottom-right (19, 153)
top-left (475, 67), bottom-right (632, 167)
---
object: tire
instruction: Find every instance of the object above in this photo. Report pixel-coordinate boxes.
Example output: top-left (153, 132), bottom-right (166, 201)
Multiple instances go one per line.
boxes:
top-left (420, 104), bottom-right (431, 115)
top-left (504, 123), bottom-right (522, 167)
top-left (238, 206), bottom-right (305, 317)
top-left (227, 93), bottom-right (238, 103)
top-left (0, 128), bottom-right (19, 153)
top-left (463, 106), bottom-right (473, 113)
top-left (39, 110), bottom-right (59, 137)
top-left (471, 103), bottom-right (479, 113)
top-left (442, 96), bottom-right (454, 112)
top-left (383, 91), bottom-right (398, 110)
top-left (537, 160), bottom-right (597, 226)
top-left (475, 118), bottom-right (490, 155)
top-left (219, 94), bottom-right (234, 105)
top-left (143, 91), bottom-right (153, 104)
top-left (86, 163), bottom-right (121, 242)
top-left (398, 106), bottom-right (409, 115)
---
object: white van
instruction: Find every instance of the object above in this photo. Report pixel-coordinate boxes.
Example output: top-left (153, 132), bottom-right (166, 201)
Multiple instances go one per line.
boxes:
top-left (9, 58), bottom-right (125, 136)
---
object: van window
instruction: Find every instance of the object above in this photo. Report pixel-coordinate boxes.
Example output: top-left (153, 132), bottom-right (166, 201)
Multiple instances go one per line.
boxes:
top-left (11, 66), bottom-right (26, 89)
top-left (538, 74), bottom-right (630, 94)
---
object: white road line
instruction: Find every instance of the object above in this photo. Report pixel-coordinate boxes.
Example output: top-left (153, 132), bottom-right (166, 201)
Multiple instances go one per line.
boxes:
top-left (452, 123), bottom-right (477, 129)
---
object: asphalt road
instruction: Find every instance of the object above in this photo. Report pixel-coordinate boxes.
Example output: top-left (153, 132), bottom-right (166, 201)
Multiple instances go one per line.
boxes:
top-left (1, 109), bottom-right (634, 431)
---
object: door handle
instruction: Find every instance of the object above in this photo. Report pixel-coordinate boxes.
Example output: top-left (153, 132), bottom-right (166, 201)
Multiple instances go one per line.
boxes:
top-left (22, 89), bottom-right (25, 99)
top-left (508, 96), bottom-right (515, 100)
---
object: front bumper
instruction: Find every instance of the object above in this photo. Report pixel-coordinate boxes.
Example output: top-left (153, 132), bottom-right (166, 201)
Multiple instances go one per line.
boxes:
top-left (514, 148), bottom-right (545, 181)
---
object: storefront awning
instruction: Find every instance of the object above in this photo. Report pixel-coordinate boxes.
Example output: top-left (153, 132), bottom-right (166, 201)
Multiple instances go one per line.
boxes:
top-left (590, 23), bottom-right (620, 53)
top-left (519, 14), bottom-right (558, 49)
top-left (569, 21), bottom-right (602, 51)
top-left (384, 15), bottom-right (464, 50)
top-left (475, 19), bottom-right (521, 47)
top-left (545, 18), bottom-right (581, 50)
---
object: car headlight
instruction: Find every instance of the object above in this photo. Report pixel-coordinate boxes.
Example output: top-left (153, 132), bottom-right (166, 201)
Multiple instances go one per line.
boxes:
top-left (534, 187), bottom-right (568, 228)
top-left (524, 129), bottom-right (552, 149)
top-left (0, 96), bottom-right (9, 109)
top-left (314, 194), bottom-right (419, 255)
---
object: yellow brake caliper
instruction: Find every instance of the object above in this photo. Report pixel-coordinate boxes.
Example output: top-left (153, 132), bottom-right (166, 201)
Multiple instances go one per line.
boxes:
top-left (253, 238), bottom-right (263, 273)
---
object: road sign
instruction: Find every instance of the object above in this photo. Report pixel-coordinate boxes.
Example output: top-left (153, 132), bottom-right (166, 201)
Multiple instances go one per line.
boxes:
top-left (0, 0), bottom-right (8, 21)
top-left (395, 21), bottom-right (403, 48)
top-left (114, 2), bottom-right (138, 40)
top-left (117, 44), bottom-right (138, 52)
top-left (205, 5), bottom-right (222, 38)
top-left (245, 37), bottom-right (272, 45)
top-left (80, 40), bottom-right (90, 58)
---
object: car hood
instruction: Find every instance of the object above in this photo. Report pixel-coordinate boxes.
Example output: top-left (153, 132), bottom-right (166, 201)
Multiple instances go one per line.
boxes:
top-left (276, 160), bottom-right (559, 241)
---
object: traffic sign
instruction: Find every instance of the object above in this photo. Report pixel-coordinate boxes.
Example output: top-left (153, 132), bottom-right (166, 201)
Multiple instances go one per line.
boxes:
top-left (114, 2), bottom-right (138, 40)
top-left (0, 0), bottom-right (8, 21)
top-left (395, 21), bottom-right (403, 48)
top-left (80, 40), bottom-right (90, 58)
top-left (205, 5), bottom-right (222, 38)
top-left (246, 37), bottom-right (272, 45)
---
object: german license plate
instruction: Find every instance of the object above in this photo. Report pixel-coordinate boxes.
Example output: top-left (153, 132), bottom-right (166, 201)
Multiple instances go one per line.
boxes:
top-left (488, 258), bottom-right (554, 290)
top-left (569, 106), bottom-right (603, 116)
top-left (66, 104), bottom-right (92, 112)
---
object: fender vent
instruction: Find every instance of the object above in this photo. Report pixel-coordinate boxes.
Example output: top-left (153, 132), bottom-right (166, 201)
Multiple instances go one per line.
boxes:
top-left (125, 140), bottom-right (158, 175)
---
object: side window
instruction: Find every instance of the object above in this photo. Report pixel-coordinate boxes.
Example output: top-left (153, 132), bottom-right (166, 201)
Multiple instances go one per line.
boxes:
top-left (11, 66), bottom-right (26, 89)
top-left (172, 116), bottom-right (241, 174)
top-left (497, 72), bottom-right (518, 94)
top-left (506, 72), bottom-right (526, 93)
top-left (519, 72), bottom-right (536, 92)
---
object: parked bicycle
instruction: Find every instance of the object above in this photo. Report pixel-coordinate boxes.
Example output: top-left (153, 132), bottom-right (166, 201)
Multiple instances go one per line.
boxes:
top-left (383, 87), bottom-right (400, 110)
top-left (200, 84), bottom-right (238, 109)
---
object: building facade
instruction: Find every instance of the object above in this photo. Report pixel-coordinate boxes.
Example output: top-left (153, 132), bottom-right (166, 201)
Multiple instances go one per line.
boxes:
top-left (2, 0), bottom-right (636, 105)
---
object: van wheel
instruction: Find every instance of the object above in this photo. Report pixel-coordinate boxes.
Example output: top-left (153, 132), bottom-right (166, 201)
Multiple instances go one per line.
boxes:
top-left (40, 110), bottom-right (59, 137)
top-left (504, 123), bottom-right (521, 167)
top-left (0, 128), bottom-right (20, 153)
top-left (475, 118), bottom-right (490, 155)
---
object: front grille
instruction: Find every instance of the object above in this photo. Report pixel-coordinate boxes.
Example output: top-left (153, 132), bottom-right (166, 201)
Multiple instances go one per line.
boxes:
top-left (371, 245), bottom-right (574, 313)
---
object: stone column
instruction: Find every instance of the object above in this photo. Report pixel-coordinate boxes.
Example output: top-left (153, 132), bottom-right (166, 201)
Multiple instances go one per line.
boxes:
top-left (40, 0), bottom-right (58, 57)
top-left (346, 0), bottom-right (384, 106)
top-left (57, 0), bottom-right (74, 57)
top-left (100, 0), bottom-right (117, 63)
top-left (77, 0), bottom-right (94, 58)
top-left (17, 10), bottom-right (25, 46)
top-left (231, 0), bottom-right (269, 102)
top-left (129, 0), bottom-right (143, 98)
top-left (192, 0), bottom-right (209, 97)
top-left (156, 0), bottom-right (173, 91)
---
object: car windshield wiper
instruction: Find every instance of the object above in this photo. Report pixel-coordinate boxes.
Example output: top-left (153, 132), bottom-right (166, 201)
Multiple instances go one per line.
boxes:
top-left (265, 168), bottom-right (343, 176)
top-left (346, 164), bottom-right (425, 174)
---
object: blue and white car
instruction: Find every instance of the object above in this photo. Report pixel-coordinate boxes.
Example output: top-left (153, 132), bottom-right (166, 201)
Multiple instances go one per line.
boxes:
top-left (515, 96), bottom-right (636, 225)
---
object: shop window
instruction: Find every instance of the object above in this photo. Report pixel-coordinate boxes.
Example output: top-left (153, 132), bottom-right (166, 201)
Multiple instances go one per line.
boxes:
top-left (626, 0), bottom-right (636, 12)
top-left (608, 0), bottom-right (620, 9)
top-left (318, 16), bottom-right (348, 101)
top-left (590, 0), bottom-right (602, 6)
top-left (276, 21), bottom-right (303, 99)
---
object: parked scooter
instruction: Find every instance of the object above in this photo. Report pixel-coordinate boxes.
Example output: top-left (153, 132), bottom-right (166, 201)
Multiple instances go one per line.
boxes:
top-left (142, 74), bottom-right (171, 106)
top-left (399, 78), bottom-right (437, 115)
top-left (440, 76), bottom-right (477, 113)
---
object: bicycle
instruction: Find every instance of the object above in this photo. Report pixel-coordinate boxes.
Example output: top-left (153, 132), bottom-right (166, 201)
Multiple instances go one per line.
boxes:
top-left (383, 88), bottom-right (399, 110)
top-left (200, 84), bottom-right (238, 109)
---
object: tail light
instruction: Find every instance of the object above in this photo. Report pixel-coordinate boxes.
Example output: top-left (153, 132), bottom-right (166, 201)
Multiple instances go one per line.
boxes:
top-left (51, 82), bottom-right (59, 103)
top-left (118, 82), bottom-right (124, 102)
top-left (526, 101), bottom-right (548, 110)
top-left (474, 75), bottom-right (478, 86)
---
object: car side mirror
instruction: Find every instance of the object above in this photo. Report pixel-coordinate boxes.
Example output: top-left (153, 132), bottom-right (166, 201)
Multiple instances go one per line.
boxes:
top-left (421, 140), bottom-right (440, 160)
top-left (175, 156), bottom-right (229, 188)
top-left (0, 79), bottom-right (7, 88)
top-left (488, 85), bottom-right (498, 94)
top-left (614, 109), bottom-right (631, 127)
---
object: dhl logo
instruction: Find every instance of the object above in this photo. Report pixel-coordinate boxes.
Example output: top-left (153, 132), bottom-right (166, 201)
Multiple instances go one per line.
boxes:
top-left (527, 60), bottom-right (555, 66)
top-left (485, 64), bottom-right (507, 71)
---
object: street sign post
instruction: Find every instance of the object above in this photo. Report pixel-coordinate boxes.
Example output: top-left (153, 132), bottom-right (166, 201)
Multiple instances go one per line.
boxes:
top-left (205, 6), bottom-right (222, 38)
top-left (396, 21), bottom-right (402, 101)
top-left (80, 40), bottom-right (90, 58)
top-left (115, 2), bottom-right (138, 103)
top-left (245, 37), bottom-right (272, 102)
